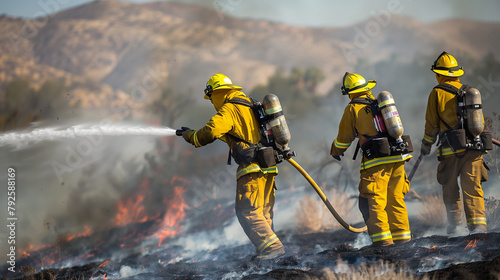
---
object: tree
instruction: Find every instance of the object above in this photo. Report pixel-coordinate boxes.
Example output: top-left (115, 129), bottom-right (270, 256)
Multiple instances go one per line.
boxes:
top-left (304, 67), bottom-right (325, 95)
top-left (148, 87), bottom-right (193, 127)
top-left (289, 67), bottom-right (304, 92)
top-left (249, 67), bottom-right (327, 116)
top-left (36, 79), bottom-right (67, 119)
top-left (0, 78), bottom-right (69, 131)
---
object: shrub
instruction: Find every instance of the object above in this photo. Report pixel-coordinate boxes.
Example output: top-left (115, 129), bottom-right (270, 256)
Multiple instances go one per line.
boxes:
top-left (295, 188), bottom-right (357, 233)
top-left (416, 193), bottom-right (448, 228)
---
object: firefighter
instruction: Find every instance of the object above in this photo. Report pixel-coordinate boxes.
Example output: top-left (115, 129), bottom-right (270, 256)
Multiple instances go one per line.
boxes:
top-left (331, 72), bottom-right (412, 247)
top-left (421, 51), bottom-right (487, 235)
top-left (181, 73), bottom-right (285, 260)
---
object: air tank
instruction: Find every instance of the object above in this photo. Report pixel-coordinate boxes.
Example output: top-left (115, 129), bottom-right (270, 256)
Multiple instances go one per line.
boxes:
top-left (377, 91), bottom-right (404, 143)
top-left (262, 93), bottom-right (291, 150)
top-left (465, 87), bottom-right (484, 138)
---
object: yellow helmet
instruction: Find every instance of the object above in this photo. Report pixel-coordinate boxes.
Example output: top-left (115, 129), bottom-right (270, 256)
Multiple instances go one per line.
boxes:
top-left (341, 72), bottom-right (376, 95)
top-left (204, 73), bottom-right (242, 100)
top-left (431, 51), bottom-right (464, 77)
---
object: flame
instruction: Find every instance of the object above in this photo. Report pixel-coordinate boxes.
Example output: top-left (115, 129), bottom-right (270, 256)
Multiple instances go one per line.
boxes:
top-left (425, 245), bottom-right (437, 253)
top-left (155, 176), bottom-right (189, 246)
top-left (113, 178), bottom-right (160, 226)
top-left (18, 174), bottom-right (191, 270)
top-left (65, 225), bottom-right (93, 242)
top-left (21, 225), bottom-right (93, 265)
top-left (99, 260), bottom-right (110, 268)
top-left (22, 243), bottom-right (53, 258)
top-left (465, 239), bottom-right (477, 249)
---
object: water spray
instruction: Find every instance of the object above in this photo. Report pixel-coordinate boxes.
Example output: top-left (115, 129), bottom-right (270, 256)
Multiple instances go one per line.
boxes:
top-left (0, 118), bottom-right (367, 232)
top-left (0, 124), bottom-right (176, 149)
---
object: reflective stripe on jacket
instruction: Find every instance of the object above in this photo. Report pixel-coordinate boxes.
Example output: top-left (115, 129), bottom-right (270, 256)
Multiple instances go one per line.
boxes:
top-left (187, 89), bottom-right (278, 179)
top-left (360, 154), bottom-right (413, 170)
top-left (331, 91), bottom-right (411, 170)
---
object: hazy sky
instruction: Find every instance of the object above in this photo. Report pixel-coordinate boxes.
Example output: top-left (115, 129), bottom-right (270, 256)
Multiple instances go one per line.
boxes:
top-left (1, 0), bottom-right (500, 27)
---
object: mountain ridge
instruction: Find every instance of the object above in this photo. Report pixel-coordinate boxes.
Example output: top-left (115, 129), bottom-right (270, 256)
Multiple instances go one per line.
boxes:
top-left (1, 1), bottom-right (499, 108)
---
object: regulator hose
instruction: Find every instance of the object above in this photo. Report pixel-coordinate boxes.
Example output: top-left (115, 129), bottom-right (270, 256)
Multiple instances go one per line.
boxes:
top-left (286, 158), bottom-right (367, 233)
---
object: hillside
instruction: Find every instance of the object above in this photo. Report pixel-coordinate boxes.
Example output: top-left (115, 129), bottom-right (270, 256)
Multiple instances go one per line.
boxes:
top-left (1, 0), bottom-right (499, 108)
top-left (1, 3), bottom-right (500, 278)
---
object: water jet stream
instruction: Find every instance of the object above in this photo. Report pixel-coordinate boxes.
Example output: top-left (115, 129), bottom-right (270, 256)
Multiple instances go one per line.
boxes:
top-left (0, 124), bottom-right (176, 149)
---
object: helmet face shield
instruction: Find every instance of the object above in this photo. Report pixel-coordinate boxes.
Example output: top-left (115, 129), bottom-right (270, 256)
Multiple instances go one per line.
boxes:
top-left (204, 73), bottom-right (242, 100)
top-left (204, 84), bottom-right (213, 99)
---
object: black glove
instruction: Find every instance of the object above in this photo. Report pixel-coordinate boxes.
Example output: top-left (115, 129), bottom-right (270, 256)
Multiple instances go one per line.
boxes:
top-left (421, 139), bottom-right (432, 156)
top-left (176, 126), bottom-right (192, 136)
top-left (332, 155), bottom-right (341, 161)
top-left (182, 130), bottom-right (194, 143)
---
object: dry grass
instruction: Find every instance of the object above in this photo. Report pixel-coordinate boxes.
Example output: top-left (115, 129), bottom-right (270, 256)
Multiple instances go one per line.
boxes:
top-left (295, 187), bottom-right (358, 233)
top-left (295, 194), bottom-right (324, 233)
top-left (309, 260), bottom-right (430, 280)
top-left (417, 195), bottom-right (500, 231)
top-left (19, 266), bottom-right (82, 280)
top-left (21, 271), bottom-right (57, 280)
top-left (416, 193), bottom-right (448, 227)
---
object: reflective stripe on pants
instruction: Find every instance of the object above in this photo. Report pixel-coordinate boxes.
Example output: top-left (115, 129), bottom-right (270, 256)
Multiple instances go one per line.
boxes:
top-left (370, 231), bottom-right (392, 242)
top-left (359, 162), bottom-right (411, 244)
top-left (392, 230), bottom-right (411, 241)
top-left (235, 172), bottom-right (283, 253)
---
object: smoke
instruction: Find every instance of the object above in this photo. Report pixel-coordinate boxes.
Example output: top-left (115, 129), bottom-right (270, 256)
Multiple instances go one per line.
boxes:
top-left (1, 2), bottom-right (499, 277)
top-left (352, 232), bottom-right (372, 249)
top-left (165, 218), bottom-right (249, 262)
top-left (162, 0), bottom-right (500, 27)
top-left (120, 265), bottom-right (147, 278)
top-left (0, 121), bottom-right (179, 262)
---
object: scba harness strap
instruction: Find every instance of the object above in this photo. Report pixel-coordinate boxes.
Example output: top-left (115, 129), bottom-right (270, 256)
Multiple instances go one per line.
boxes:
top-left (433, 83), bottom-right (491, 156)
top-left (349, 97), bottom-right (412, 160)
top-left (349, 97), bottom-right (380, 116)
top-left (433, 83), bottom-right (471, 129)
top-left (225, 97), bottom-right (277, 168)
top-left (349, 98), bottom-right (379, 160)
top-left (227, 97), bottom-right (271, 146)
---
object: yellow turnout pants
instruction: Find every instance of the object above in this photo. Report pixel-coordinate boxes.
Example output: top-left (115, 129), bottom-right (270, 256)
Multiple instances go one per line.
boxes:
top-left (235, 172), bottom-right (283, 253)
top-left (437, 150), bottom-right (487, 231)
top-left (358, 161), bottom-right (411, 245)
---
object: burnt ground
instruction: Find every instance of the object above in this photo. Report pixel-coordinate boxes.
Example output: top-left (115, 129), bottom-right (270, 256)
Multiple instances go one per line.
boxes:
top-left (3, 194), bottom-right (500, 280)
top-left (4, 221), bottom-right (500, 280)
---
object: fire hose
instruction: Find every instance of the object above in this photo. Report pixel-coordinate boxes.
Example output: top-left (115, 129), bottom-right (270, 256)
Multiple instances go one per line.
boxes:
top-left (176, 124), bottom-right (498, 233)
top-left (286, 158), bottom-right (367, 233)
top-left (176, 91), bottom-right (366, 234)
top-left (176, 125), bottom-right (366, 233)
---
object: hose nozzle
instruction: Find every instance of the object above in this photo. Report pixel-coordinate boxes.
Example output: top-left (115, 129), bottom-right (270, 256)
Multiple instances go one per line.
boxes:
top-left (176, 127), bottom-right (191, 136)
